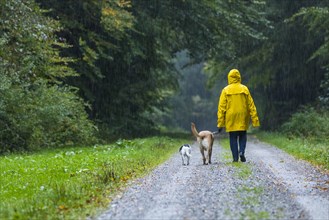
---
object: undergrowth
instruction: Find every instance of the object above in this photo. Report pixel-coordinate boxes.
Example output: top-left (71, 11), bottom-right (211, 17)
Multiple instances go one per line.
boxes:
top-left (281, 107), bottom-right (329, 140)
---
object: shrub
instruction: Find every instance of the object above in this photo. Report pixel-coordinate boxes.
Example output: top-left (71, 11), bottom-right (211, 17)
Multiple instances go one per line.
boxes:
top-left (0, 79), bottom-right (97, 153)
top-left (281, 106), bottom-right (329, 140)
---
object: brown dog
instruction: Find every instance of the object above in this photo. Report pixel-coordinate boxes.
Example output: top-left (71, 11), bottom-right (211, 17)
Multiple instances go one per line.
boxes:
top-left (191, 122), bottom-right (214, 165)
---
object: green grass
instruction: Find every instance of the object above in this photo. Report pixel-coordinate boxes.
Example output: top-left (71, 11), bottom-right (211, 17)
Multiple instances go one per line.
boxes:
top-left (0, 136), bottom-right (190, 219)
top-left (256, 131), bottom-right (329, 171)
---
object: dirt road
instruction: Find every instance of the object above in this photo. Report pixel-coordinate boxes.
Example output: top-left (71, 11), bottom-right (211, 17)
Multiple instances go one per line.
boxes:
top-left (98, 136), bottom-right (329, 220)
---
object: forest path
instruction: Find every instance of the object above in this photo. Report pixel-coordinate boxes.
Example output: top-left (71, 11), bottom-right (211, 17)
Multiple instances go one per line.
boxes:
top-left (247, 137), bottom-right (329, 220)
top-left (97, 137), bottom-right (329, 220)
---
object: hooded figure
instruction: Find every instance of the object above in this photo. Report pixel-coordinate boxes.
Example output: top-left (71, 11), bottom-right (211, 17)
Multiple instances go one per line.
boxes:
top-left (217, 69), bottom-right (260, 162)
top-left (217, 69), bottom-right (260, 131)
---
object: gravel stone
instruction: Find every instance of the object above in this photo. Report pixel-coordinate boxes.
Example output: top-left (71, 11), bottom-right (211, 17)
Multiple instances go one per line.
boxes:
top-left (97, 136), bottom-right (329, 220)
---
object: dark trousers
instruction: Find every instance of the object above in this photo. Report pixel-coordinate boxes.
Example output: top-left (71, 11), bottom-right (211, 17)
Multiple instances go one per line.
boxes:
top-left (229, 131), bottom-right (247, 161)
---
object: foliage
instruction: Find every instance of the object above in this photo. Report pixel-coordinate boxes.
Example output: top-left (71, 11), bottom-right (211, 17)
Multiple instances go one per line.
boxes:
top-left (35, 0), bottom-right (178, 137)
top-left (0, 0), bottom-right (76, 83)
top-left (205, 0), bottom-right (328, 130)
top-left (0, 136), bottom-right (189, 219)
top-left (34, 0), bottom-right (270, 137)
top-left (254, 0), bottom-right (328, 129)
top-left (0, 0), bottom-right (96, 152)
top-left (0, 80), bottom-right (97, 153)
top-left (281, 107), bottom-right (329, 140)
top-left (2, 0), bottom-right (327, 144)
top-left (140, 0), bottom-right (269, 132)
top-left (288, 6), bottom-right (329, 108)
top-left (289, 6), bottom-right (329, 65)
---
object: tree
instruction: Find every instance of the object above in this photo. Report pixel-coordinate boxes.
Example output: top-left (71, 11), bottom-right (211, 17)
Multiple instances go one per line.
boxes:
top-left (255, 0), bottom-right (327, 129)
top-left (0, 0), bottom-right (96, 152)
top-left (289, 5), bottom-right (329, 108)
top-left (36, 0), bottom-right (176, 136)
top-left (205, 0), bottom-right (328, 130)
top-left (36, 0), bottom-right (269, 136)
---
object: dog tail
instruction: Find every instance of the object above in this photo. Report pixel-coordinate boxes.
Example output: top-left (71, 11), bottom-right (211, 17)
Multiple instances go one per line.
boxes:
top-left (191, 122), bottom-right (200, 138)
top-left (186, 150), bottom-right (192, 157)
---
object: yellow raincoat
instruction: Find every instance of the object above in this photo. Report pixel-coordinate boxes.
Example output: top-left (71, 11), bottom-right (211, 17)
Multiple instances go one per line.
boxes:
top-left (217, 69), bottom-right (260, 132)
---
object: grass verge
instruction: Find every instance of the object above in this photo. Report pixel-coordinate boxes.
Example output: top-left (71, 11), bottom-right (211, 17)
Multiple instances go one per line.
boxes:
top-left (0, 136), bottom-right (190, 219)
top-left (255, 131), bottom-right (329, 171)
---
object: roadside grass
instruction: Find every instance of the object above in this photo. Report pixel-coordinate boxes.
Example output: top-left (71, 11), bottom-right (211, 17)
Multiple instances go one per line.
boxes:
top-left (255, 131), bottom-right (329, 171)
top-left (0, 136), bottom-right (190, 220)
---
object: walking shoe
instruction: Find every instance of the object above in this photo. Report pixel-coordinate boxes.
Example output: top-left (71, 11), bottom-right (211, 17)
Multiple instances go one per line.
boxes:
top-left (240, 154), bottom-right (246, 162)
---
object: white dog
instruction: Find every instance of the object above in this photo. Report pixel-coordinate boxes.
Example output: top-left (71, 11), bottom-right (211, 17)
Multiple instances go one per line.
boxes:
top-left (179, 144), bottom-right (192, 166)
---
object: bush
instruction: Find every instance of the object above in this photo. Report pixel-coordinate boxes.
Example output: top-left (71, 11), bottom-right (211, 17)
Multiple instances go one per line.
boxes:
top-left (0, 79), bottom-right (97, 153)
top-left (281, 106), bottom-right (329, 140)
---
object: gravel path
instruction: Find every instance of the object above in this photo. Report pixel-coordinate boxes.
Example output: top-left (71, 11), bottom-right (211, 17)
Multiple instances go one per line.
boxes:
top-left (97, 136), bottom-right (329, 220)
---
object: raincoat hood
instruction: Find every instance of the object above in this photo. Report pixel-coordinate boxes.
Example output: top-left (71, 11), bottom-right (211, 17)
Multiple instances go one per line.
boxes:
top-left (228, 69), bottom-right (241, 84)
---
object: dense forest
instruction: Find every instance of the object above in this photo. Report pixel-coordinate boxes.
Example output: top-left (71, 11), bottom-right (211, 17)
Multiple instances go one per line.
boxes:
top-left (1, 0), bottom-right (328, 152)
